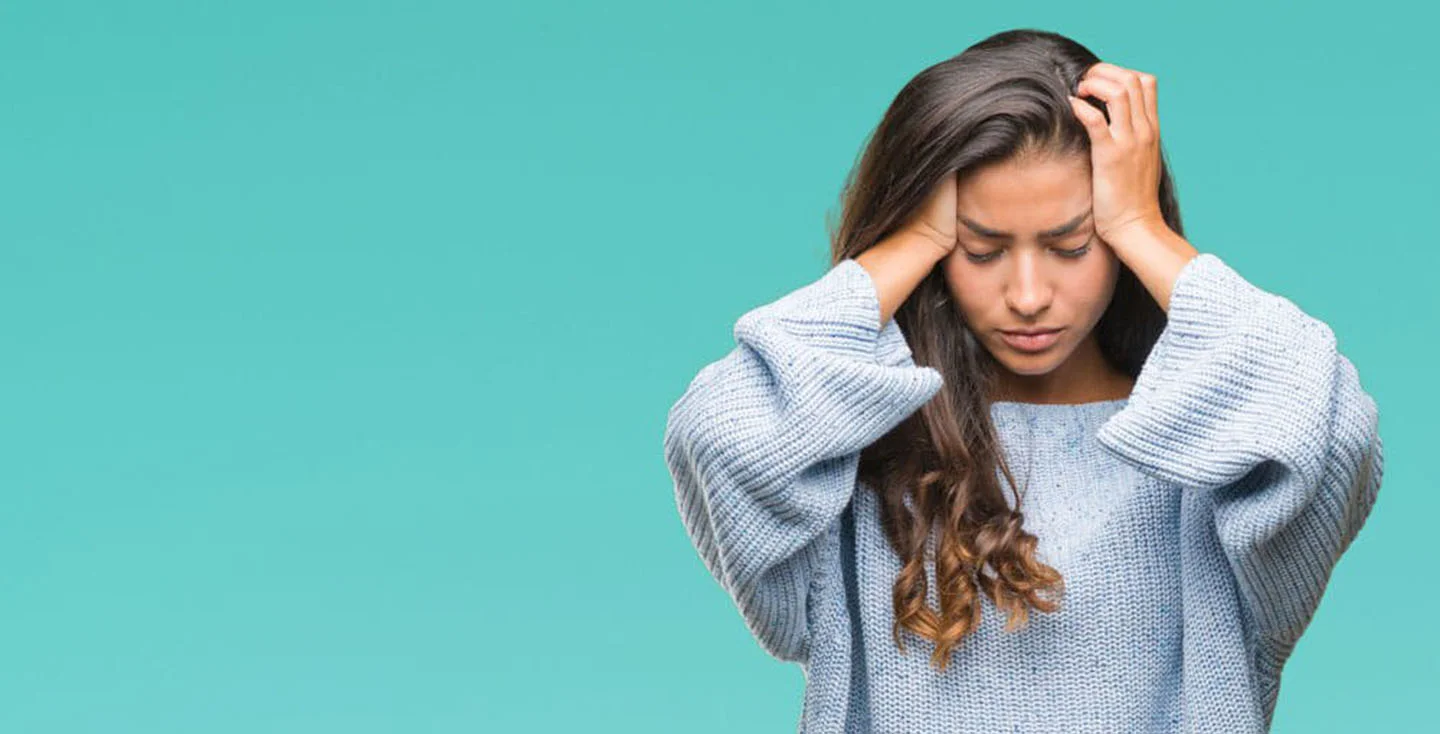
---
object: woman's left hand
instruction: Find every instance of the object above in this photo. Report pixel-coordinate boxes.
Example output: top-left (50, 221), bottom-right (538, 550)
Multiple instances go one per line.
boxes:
top-left (1068, 63), bottom-right (1167, 251)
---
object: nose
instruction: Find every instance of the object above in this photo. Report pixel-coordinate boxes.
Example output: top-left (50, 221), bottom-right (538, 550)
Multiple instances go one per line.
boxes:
top-left (1003, 250), bottom-right (1054, 318)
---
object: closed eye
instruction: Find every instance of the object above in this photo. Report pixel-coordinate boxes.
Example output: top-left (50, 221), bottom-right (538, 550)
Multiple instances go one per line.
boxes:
top-left (964, 235), bottom-right (1094, 264)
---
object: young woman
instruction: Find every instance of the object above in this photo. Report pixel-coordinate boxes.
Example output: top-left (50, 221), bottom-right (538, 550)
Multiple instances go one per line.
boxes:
top-left (662, 28), bottom-right (1383, 733)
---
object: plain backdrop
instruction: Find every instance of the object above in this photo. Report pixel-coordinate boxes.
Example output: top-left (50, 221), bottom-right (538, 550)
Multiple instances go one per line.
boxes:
top-left (2, 1), bottom-right (1435, 731)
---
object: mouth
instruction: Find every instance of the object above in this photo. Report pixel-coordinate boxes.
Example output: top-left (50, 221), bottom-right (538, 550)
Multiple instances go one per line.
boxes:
top-left (998, 327), bottom-right (1064, 353)
top-left (1000, 327), bottom-right (1064, 336)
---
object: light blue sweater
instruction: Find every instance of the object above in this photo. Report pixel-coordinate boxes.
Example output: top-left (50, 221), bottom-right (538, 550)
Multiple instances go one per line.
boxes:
top-left (662, 253), bottom-right (1384, 733)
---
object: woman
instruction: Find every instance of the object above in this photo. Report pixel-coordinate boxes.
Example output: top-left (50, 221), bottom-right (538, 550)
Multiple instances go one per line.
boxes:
top-left (662, 28), bottom-right (1383, 733)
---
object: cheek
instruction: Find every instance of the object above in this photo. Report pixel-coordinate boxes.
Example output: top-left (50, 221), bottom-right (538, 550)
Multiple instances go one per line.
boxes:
top-left (940, 261), bottom-right (994, 324)
top-left (1069, 263), bottom-right (1120, 316)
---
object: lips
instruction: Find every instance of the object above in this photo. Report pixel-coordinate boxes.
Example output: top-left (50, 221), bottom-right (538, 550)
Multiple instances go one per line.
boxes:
top-left (1001, 328), bottom-right (1062, 336)
top-left (998, 327), bottom-right (1064, 353)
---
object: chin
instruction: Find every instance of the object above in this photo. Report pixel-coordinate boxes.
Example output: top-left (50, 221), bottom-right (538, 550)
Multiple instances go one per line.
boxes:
top-left (1001, 359), bottom-right (1060, 376)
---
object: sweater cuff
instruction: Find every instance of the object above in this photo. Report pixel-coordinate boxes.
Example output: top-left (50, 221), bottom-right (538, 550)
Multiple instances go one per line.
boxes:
top-left (733, 258), bottom-right (919, 368)
top-left (1095, 253), bottom-right (1335, 490)
top-left (1126, 252), bottom-right (1269, 405)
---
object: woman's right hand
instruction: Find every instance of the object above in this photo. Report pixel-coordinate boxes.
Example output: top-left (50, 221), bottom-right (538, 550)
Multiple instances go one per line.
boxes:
top-left (856, 170), bottom-right (960, 326)
top-left (898, 169), bottom-right (959, 257)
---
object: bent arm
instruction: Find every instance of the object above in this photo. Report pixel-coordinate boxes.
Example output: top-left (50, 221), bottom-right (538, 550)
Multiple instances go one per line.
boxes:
top-left (1095, 253), bottom-right (1385, 649)
top-left (663, 259), bottom-right (943, 663)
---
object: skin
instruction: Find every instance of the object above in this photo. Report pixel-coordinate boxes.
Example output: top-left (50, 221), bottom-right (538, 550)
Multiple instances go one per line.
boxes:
top-left (856, 61), bottom-right (1199, 406)
top-left (940, 153), bottom-right (1133, 404)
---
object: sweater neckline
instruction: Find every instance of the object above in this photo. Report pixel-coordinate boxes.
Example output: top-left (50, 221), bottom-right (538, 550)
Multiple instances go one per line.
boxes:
top-left (989, 396), bottom-right (1131, 411)
top-left (986, 397), bottom-right (1131, 466)
top-left (987, 397), bottom-right (1132, 436)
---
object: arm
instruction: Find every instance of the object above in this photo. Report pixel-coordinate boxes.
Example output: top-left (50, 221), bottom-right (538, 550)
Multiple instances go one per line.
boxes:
top-left (1095, 253), bottom-right (1385, 650)
top-left (663, 258), bottom-right (943, 663)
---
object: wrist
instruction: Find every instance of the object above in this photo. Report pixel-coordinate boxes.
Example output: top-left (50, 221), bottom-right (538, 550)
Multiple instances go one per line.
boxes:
top-left (1103, 216), bottom-right (1179, 256)
top-left (882, 229), bottom-right (953, 265)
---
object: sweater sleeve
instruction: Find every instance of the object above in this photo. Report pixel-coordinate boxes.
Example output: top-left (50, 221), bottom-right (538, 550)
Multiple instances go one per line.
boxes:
top-left (1095, 253), bottom-right (1385, 649)
top-left (662, 258), bottom-right (944, 664)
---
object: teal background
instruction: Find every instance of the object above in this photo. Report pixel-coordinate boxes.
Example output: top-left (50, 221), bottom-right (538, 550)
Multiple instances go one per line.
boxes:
top-left (2, 1), bottom-right (1433, 731)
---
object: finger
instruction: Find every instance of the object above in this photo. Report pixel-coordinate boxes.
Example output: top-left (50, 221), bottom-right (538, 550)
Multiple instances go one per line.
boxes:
top-left (1067, 94), bottom-right (1112, 148)
top-left (1076, 76), bottom-right (1132, 144)
top-left (1084, 64), bottom-right (1154, 143)
top-left (1119, 71), bottom-right (1150, 141)
top-left (1138, 73), bottom-right (1158, 136)
top-left (1087, 62), bottom-right (1132, 77)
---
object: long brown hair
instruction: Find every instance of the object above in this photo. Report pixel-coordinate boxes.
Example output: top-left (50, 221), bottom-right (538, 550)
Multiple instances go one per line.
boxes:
top-left (829, 29), bottom-right (1184, 671)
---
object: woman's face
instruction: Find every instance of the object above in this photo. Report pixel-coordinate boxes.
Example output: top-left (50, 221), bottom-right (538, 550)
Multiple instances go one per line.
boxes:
top-left (939, 153), bottom-right (1122, 393)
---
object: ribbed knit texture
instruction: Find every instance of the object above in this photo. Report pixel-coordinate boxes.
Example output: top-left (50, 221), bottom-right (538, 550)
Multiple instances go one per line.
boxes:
top-left (662, 253), bottom-right (1384, 733)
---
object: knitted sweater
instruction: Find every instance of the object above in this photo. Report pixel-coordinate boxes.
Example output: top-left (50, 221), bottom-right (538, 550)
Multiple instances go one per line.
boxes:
top-left (662, 252), bottom-right (1384, 733)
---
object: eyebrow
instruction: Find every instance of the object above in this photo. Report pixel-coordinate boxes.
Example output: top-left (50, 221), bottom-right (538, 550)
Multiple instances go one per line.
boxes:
top-left (958, 210), bottom-right (1091, 239)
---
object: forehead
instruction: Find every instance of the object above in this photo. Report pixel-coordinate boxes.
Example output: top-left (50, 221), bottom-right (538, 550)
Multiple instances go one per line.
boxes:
top-left (956, 154), bottom-right (1091, 233)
